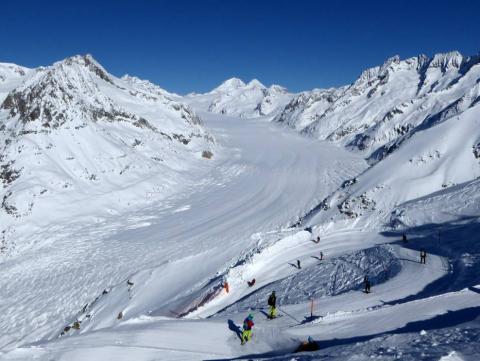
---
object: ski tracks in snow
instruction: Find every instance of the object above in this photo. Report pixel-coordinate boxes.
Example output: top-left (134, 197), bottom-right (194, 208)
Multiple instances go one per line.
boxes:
top-left (0, 112), bottom-right (366, 351)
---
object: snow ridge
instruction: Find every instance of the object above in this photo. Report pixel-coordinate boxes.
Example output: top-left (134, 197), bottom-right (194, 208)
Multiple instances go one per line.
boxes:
top-left (274, 51), bottom-right (480, 160)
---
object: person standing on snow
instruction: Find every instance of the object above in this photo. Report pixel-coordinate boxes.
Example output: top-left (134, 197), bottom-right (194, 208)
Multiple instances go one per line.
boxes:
top-left (297, 259), bottom-right (301, 269)
top-left (267, 291), bottom-right (277, 319)
top-left (364, 276), bottom-right (371, 293)
top-left (420, 249), bottom-right (427, 264)
top-left (241, 314), bottom-right (254, 345)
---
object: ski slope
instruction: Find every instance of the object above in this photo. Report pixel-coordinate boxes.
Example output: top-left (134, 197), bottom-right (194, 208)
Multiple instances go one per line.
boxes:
top-left (3, 110), bottom-right (479, 361)
top-left (0, 111), bottom-right (365, 351)
top-left (4, 228), bottom-right (478, 361)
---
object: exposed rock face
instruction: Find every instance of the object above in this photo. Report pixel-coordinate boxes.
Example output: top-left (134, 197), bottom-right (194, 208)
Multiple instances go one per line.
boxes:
top-left (1, 55), bottom-right (202, 133)
top-left (273, 51), bottom-right (480, 162)
top-left (0, 54), bottom-right (214, 251)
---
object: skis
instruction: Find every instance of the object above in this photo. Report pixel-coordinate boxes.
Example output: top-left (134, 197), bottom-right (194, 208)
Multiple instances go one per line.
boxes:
top-left (266, 314), bottom-right (283, 320)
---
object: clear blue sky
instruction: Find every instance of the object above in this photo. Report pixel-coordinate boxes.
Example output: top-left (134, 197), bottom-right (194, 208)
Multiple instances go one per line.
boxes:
top-left (1, 0), bottom-right (478, 94)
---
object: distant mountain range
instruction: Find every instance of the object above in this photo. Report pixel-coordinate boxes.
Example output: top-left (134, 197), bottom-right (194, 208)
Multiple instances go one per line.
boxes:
top-left (185, 51), bottom-right (480, 230)
top-left (184, 77), bottom-right (293, 118)
top-left (1, 51), bottom-right (479, 254)
top-left (189, 51), bottom-right (479, 162)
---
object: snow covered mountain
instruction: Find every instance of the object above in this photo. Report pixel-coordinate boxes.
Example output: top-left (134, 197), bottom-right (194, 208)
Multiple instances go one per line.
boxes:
top-left (275, 51), bottom-right (480, 164)
top-left (0, 54), bottom-right (214, 256)
top-left (2, 51), bottom-right (480, 361)
top-left (0, 63), bottom-right (31, 102)
top-left (304, 100), bottom-right (480, 231)
top-left (184, 77), bottom-right (294, 118)
top-left (185, 51), bottom-right (480, 169)
top-left (271, 52), bottom-right (480, 233)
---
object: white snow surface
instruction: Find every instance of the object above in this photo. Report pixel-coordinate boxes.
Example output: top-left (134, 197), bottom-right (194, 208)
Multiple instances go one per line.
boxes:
top-left (2, 52), bottom-right (480, 360)
top-left (0, 63), bottom-right (31, 103)
top-left (0, 106), bottom-right (366, 355)
top-left (304, 102), bottom-right (480, 231)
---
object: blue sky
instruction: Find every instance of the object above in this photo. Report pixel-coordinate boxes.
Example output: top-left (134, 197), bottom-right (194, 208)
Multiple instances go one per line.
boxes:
top-left (1, 0), bottom-right (478, 93)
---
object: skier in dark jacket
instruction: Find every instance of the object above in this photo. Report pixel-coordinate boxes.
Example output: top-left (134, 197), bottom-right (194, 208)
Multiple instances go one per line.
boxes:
top-left (420, 249), bottom-right (427, 264)
top-left (267, 291), bottom-right (277, 319)
top-left (364, 276), bottom-right (371, 293)
top-left (241, 314), bottom-right (254, 345)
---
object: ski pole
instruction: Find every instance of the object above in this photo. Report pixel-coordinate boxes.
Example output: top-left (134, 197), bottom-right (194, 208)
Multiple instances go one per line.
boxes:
top-left (277, 307), bottom-right (301, 323)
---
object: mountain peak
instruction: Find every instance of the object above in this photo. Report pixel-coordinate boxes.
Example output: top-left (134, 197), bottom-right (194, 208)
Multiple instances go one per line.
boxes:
top-left (429, 51), bottom-right (464, 70)
top-left (379, 55), bottom-right (401, 72)
top-left (1, 54), bottom-right (120, 129)
top-left (60, 54), bottom-right (98, 68)
top-left (355, 51), bottom-right (462, 85)
top-left (269, 84), bottom-right (288, 93)
top-left (58, 54), bottom-right (113, 84)
top-left (213, 77), bottom-right (246, 92)
top-left (246, 79), bottom-right (265, 89)
top-left (356, 56), bottom-right (402, 84)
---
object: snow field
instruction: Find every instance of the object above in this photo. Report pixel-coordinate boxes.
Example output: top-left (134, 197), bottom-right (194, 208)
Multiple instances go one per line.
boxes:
top-left (0, 111), bottom-right (366, 354)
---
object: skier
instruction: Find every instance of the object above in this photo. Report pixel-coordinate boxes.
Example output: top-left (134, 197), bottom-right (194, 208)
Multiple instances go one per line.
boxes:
top-left (402, 234), bottom-right (407, 243)
top-left (241, 314), bottom-right (254, 345)
top-left (224, 281), bottom-right (229, 293)
top-left (247, 278), bottom-right (256, 287)
top-left (267, 291), bottom-right (277, 319)
top-left (295, 336), bottom-right (319, 352)
top-left (317, 236), bottom-right (320, 243)
top-left (297, 259), bottom-right (301, 269)
top-left (320, 251), bottom-right (324, 260)
top-left (420, 249), bottom-right (427, 264)
top-left (364, 276), bottom-right (371, 293)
